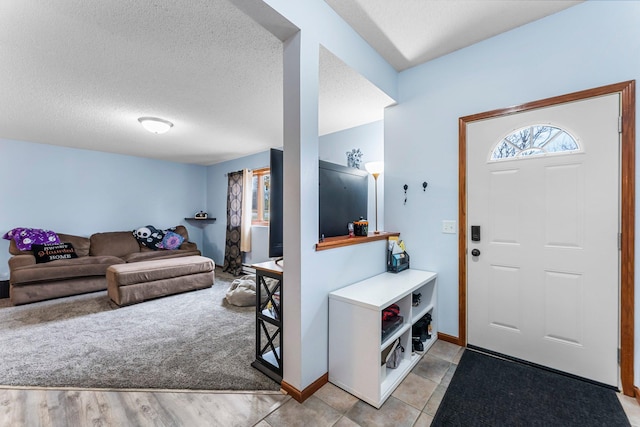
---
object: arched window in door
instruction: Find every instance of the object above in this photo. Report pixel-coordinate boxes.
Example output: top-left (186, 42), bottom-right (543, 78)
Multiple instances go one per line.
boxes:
top-left (490, 125), bottom-right (580, 161)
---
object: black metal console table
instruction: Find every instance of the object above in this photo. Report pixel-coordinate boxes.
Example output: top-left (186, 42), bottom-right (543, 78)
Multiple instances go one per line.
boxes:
top-left (251, 260), bottom-right (283, 383)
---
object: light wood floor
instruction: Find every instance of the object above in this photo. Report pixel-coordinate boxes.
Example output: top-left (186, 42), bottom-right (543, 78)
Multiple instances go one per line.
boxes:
top-left (0, 388), bottom-right (289, 427)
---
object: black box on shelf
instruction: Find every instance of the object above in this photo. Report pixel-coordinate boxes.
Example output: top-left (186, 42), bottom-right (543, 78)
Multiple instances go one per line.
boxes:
top-left (381, 316), bottom-right (404, 341)
top-left (387, 250), bottom-right (410, 273)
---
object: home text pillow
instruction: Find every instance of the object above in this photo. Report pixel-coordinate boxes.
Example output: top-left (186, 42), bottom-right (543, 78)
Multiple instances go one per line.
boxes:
top-left (32, 243), bottom-right (78, 264)
top-left (2, 228), bottom-right (60, 251)
top-left (158, 231), bottom-right (184, 250)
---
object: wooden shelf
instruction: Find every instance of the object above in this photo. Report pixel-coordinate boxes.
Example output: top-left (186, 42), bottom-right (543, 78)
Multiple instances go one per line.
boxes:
top-left (315, 231), bottom-right (400, 251)
top-left (252, 260), bottom-right (283, 274)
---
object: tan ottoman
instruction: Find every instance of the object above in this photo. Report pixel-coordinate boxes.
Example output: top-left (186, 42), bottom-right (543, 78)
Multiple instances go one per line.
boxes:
top-left (107, 256), bottom-right (214, 306)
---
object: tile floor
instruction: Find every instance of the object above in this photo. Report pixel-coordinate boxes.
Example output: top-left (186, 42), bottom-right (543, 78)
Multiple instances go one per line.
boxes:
top-left (272, 339), bottom-right (464, 427)
top-left (242, 339), bottom-right (464, 427)
top-left (257, 340), bottom-right (639, 427)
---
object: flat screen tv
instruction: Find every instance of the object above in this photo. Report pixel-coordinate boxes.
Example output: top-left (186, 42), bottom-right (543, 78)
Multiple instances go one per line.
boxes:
top-left (268, 148), bottom-right (284, 258)
top-left (268, 155), bottom-right (369, 257)
top-left (319, 160), bottom-right (368, 238)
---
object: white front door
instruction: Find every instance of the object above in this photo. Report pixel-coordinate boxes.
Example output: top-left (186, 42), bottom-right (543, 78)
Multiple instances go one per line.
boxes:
top-left (467, 94), bottom-right (620, 387)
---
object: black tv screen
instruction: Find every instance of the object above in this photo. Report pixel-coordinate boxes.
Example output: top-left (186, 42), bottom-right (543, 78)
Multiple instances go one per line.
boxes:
top-left (319, 160), bottom-right (368, 238)
top-left (269, 148), bottom-right (284, 258)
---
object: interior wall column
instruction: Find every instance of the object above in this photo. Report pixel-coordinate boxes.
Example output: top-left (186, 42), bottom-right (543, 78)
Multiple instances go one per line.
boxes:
top-left (282, 30), bottom-right (321, 391)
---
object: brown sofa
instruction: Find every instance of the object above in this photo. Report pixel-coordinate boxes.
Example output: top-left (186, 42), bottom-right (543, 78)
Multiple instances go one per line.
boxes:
top-left (7, 226), bottom-right (201, 305)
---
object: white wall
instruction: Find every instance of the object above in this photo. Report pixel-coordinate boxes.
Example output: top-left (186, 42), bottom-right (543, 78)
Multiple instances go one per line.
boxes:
top-left (0, 138), bottom-right (207, 278)
top-left (384, 0), bottom-right (640, 382)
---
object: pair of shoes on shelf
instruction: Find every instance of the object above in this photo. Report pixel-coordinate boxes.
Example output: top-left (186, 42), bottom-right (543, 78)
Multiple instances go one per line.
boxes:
top-left (412, 336), bottom-right (424, 352)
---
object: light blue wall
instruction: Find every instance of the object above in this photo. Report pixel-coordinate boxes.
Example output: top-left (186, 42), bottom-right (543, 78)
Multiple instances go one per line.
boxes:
top-left (6, 0), bottom-right (635, 390)
top-left (0, 138), bottom-right (207, 278)
top-left (205, 121), bottom-right (386, 268)
top-left (384, 0), bottom-right (640, 379)
top-left (320, 120), bottom-right (385, 231)
top-left (257, 0), bottom-right (398, 390)
top-left (204, 150), bottom-right (271, 266)
top-left (319, 120), bottom-right (383, 166)
top-left (202, 117), bottom-right (387, 389)
top-left (263, 0), bottom-right (397, 100)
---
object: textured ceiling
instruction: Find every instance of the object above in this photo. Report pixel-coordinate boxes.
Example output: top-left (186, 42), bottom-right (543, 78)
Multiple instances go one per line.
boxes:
top-left (0, 0), bottom-right (286, 165)
top-left (320, 47), bottom-right (395, 136)
top-left (325, 0), bottom-right (583, 71)
top-left (1, 1), bottom-right (582, 165)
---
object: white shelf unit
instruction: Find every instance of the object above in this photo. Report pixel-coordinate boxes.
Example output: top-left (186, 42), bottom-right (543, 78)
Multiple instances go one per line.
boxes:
top-left (328, 269), bottom-right (437, 408)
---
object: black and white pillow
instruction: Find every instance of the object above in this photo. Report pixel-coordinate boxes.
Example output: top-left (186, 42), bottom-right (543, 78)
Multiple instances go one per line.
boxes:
top-left (133, 225), bottom-right (179, 250)
top-left (132, 225), bottom-right (166, 250)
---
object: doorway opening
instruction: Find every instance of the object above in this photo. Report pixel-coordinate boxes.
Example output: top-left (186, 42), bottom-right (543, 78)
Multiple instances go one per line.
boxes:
top-left (457, 81), bottom-right (636, 396)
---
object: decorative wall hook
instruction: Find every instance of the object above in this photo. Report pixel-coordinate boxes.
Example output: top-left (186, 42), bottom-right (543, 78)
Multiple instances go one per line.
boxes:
top-left (403, 184), bottom-right (408, 205)
top-left (422, 181), bottom-right (428, 191)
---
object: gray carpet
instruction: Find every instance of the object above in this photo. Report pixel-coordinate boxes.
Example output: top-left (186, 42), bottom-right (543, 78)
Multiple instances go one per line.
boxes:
top-left (0, 269), bottom-right (280, 391)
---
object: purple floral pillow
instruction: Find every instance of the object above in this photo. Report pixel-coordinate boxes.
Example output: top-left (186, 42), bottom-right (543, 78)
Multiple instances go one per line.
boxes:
top-left (158, 231), bottom-right (184, 250)
top-left (2, 228), bottom-right (60, 251)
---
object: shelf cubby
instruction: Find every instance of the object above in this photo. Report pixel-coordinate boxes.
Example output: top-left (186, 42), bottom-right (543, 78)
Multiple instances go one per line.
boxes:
top-left (329, 269), bottom-right (437, 408)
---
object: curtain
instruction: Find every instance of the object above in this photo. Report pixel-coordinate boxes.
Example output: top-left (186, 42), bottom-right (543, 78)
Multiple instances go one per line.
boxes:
top-left (223, 170), bottom-right (243, 276)
top-left (240, 168), bottom-right (253, 253)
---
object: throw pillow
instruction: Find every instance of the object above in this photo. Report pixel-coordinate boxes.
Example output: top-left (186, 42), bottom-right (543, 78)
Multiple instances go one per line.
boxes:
top-left (2, 228), bottom-right (60, 251)
top-left (32, 243), bottom-right (78, 263)
top-left (158, 231), bottom-right (184, 250)
top-left (132, 225), bottom-right (165, 250)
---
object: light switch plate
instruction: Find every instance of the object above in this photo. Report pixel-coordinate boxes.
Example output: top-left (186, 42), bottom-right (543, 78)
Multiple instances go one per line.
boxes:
top-left (442, 220), bottom-right (456, 234)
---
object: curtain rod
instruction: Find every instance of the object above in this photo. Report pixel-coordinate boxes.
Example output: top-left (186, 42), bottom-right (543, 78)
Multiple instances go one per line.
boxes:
top-left (225, 169), bottom-right (248, 177)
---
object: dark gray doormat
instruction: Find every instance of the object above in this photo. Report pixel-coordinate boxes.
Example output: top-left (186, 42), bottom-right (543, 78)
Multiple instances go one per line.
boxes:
top-left (432, 349), bottom-right (630, 426)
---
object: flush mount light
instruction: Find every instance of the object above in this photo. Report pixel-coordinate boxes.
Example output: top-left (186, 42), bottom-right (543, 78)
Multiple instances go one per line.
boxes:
top-left (138, 117), bottom-right (173, 134)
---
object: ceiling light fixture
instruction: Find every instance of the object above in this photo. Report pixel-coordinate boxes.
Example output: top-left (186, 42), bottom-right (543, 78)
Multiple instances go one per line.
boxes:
top-left (138, 117), bottom-right (173, 134)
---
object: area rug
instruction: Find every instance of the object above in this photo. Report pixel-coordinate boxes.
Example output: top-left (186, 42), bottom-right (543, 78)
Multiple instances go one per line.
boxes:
top-left (0, 269), bottom-right (280, 391)
top-left (432, 349), bottom-right (630, 426)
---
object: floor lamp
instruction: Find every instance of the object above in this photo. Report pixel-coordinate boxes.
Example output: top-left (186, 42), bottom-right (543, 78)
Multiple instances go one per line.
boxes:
top-left (365, 161), bottom-right (384, 234)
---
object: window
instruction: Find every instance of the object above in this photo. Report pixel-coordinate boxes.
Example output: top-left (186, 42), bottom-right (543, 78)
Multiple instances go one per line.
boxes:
top-left (490, 125), bottom-right (580, 161)
top-left (252, 167), bottom-right (270, 226)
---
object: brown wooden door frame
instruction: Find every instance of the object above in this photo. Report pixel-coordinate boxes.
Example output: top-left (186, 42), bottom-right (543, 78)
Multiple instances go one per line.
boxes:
top-left (457, 81), bottom-right (636, 396)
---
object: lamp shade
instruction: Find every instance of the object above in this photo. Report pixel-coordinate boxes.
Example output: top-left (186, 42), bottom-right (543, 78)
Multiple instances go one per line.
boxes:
top-left (138, 117), bottom-right (173, 134)
top-left (365, 161), bottom-right (384, 175)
